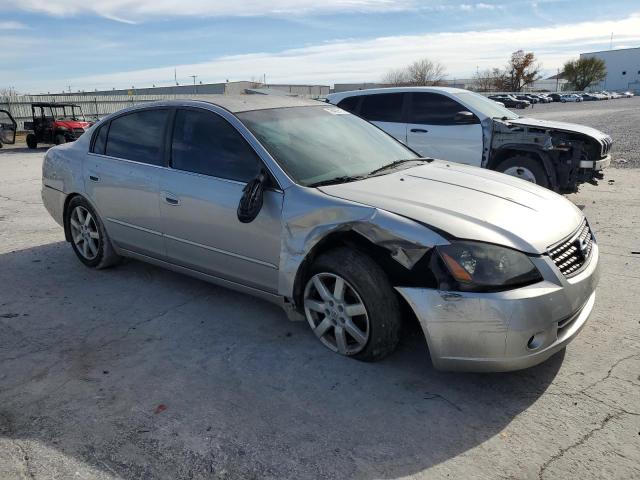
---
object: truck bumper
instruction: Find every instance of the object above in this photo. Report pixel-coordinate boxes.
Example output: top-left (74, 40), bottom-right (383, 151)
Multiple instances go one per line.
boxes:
top-left (580, 154), bottom-right (611, 171)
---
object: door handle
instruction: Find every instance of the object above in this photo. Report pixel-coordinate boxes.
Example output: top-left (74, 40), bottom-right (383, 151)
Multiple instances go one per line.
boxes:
top-left (163, 193), bottom-right (180, 206)
top-left (410, 128), bottom-right (428, 133)
top-left (89, 175), bottom-right (99, 182)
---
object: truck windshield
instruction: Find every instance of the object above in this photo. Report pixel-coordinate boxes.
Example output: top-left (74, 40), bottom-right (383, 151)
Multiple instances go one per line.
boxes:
top-left (237, 106), bottom-right (418, 187)
top-left (457, 92), bottom-right (519, 120)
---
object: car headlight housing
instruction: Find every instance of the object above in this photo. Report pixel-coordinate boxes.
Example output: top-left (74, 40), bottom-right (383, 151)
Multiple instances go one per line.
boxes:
top-left (435, 241), bottom-right (542, 292)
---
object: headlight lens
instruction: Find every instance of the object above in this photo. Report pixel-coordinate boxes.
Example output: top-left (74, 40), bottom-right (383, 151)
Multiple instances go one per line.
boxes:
top-left (436, 241), bottom-right (542, 291)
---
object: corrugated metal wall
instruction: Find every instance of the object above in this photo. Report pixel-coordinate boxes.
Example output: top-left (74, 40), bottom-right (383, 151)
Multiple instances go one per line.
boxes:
top-left (0, 94), bottom-right (229, 130)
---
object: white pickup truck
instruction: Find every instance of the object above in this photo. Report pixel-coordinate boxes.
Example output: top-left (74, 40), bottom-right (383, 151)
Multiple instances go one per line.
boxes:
top-left (327, 87), bottom-right (612, 192)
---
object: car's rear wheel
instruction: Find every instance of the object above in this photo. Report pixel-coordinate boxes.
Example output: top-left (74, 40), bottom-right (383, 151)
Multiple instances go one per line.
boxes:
top-left (66, 196), bottom-right (120, 269)
top-left (26, 134), bottom-right (37, 149)
top-left (303, 248), bottom-right (401, 361)
top-left (495, 155), bottom-right (550, 188)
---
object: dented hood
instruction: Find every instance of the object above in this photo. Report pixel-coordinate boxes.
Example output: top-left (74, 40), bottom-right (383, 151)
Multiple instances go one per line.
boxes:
top-left (318, 161), bottom-right (584, 254)
top-left (506, 117), bottom-right (608, 140)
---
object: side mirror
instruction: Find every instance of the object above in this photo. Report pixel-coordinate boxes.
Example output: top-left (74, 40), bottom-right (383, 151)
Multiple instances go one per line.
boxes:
top-left (237, 171), bottom-right (266, 223)
top-left (454, 111), bottom-right (477, 124)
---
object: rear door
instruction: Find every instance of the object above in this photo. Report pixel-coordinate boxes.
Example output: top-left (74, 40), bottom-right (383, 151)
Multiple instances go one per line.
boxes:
top-left (406, 92), bottom-right (483, 166)
top-left (158, 107), bottom-right (283, 292)
top-left (84, 109), bottom-right (169, 259)
top-left (356, 93), bottom-right (407, 144)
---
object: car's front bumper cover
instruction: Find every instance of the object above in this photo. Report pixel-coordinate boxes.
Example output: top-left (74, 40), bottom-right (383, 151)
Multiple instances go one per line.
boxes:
top-left (396, 243), bottom-right (599, 372)
top-left (580, 154), bottom-right (611, 171)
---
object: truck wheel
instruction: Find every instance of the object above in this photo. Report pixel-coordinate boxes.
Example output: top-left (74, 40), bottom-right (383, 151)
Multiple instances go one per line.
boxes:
top-left (26, 134), bottom-right (37, 149)
top-left (495, 155), bottom-right (550, 188)
top-left (303, 247), bottom-right (401, 362)
top-left (55, 134), bottom-right (66, 145)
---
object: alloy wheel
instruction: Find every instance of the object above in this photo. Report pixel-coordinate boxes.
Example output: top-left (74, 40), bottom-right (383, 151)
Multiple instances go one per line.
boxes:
top-left (303, 272), bottom-right (370, 355)
top-left (70, 206), bottom-right (100, 260)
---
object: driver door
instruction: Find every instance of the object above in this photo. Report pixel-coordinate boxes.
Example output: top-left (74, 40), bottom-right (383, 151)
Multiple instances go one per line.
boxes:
top-left (0, 110), bottom-right (16, 145)
top-left (158, 107), bottom-right (283, 293)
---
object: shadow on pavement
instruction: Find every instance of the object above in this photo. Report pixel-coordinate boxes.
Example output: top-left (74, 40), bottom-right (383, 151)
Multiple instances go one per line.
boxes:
top-left (0, 241), bottom-right (564, 479)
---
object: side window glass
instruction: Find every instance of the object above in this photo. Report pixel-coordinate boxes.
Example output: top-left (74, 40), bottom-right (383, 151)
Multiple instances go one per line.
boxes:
top-left (409, 93), bottom-right (467, 125)
top-left (105, 109), bottom-right (169, 165)
top-left (171, 109), bottom-right (260, 182)
top-left (359, 93), bottom-right (404, 123)
top-left (336, 96), bottom-right (359, 113)
top-left (92, 122), bottom-right (108, 155)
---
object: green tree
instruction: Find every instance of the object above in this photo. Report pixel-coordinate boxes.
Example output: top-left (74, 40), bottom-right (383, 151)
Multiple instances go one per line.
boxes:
top-left (562, 57), bottom-right (607, 91)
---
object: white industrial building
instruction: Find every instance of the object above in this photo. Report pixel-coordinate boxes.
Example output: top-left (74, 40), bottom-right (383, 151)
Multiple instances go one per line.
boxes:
top-left (580, 46), bottom-right (640, 92)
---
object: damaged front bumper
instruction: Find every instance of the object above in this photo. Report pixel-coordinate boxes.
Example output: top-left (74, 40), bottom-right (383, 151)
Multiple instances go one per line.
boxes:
top-left (580, 154), bottom-right (611, 171)
top-left (396, 244), bottom-right (599, 372)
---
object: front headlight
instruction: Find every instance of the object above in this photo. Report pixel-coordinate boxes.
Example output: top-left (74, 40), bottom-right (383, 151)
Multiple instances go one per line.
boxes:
top-left (435, 241), bottom-right (542, 292)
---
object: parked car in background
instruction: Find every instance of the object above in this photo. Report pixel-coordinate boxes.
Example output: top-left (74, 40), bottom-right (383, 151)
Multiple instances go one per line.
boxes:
top-left (532, 94), bottom-right (552, 103)
top-left (41, 97), bottom-right (600, 372)
top-left (581, 93), bottom-right (599, 101)
top-left (24, 103), bottom-right (94, 149)
top-left (515, 94), bottom-right (538, 104)
top-left (327, 87), bottom-right (611, 192)
top-left (488, 95), bottom-right (530, 109)
top-left (560, 94), bottom-right (582, 103)
top-left (547, 93), bottom-right (562, 102)
top-left (621, 91), bottom-right (634, 98)
top-left (0, 109), bottom-right (17, 148)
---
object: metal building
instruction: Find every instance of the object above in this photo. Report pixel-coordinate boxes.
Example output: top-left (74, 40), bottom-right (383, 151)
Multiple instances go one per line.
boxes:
top-left (580, 46), bottom-right (640, 92)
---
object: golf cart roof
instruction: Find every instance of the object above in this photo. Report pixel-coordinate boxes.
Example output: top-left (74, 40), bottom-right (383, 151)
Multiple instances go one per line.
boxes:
top-left (32, 102), bottom-right (81, 108)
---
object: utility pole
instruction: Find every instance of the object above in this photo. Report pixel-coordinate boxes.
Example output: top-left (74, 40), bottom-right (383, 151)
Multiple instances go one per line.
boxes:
top-left (189, 75), bottom-right (198, 94)
top-left (556, 68), bottom-right (559, 92)
top-left (610, 32), bottom-right (613, 50)
top-left (174, 68), bottom-right (179, 85)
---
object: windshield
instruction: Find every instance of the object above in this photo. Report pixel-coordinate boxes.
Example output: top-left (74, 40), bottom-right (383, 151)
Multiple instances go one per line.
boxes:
top-left (456, 92), bottom-right (519, 120)
top-left (237, 106), bottom-right (418, 186)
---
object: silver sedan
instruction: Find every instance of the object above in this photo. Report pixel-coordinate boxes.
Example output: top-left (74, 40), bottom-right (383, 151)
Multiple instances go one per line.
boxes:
top-left (42, 97), bottom-right (599, 371)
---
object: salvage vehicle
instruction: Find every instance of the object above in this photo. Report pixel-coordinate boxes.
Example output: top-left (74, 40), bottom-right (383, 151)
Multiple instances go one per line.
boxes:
top-left (24, 102), bottom-right (94, 149)
top-left (327, 87), bottom-right (611, 192)
top-left (42, 97), bottom-right (599, 372)
top-left (0, 109), bottom-right (17, 148)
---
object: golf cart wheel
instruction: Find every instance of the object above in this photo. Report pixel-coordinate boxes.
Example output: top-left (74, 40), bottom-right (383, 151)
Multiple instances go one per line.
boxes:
top-left (55, 134), bottom-right (66, 145)
top-left (496, 155), bottom-right (550, 188)
top-left (26, 134), bottom-right (37, 149)
top-left (303, 247), bottom-right (401, 362)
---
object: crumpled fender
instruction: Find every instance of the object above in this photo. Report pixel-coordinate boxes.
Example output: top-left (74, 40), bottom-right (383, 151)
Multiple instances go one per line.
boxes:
top-left (278, 186), bottom-right (449, 299)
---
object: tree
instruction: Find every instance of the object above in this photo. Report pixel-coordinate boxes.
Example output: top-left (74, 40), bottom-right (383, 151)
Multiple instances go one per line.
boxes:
top-left (562, 57), bottom-right (607, 91)
top-left (471, 68), bottom-right (496, 92)
top-left (492, 50), bottom-right (541, 91)
top-left (382, 58), bottom-right (446, 86)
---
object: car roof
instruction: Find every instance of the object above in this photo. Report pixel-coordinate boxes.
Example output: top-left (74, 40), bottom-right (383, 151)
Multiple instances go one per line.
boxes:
top-left (326, 86), bottom-right (471, 103)
top-left (128, 95), bottom-right (324, 114)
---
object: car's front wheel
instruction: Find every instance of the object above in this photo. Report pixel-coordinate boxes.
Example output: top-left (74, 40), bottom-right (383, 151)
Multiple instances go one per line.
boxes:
top-left (495, 155), bottom-right (550, 188)
top-left (303, 248), bottom-right (401, 362)
top-left (66, 196), bottom-right (120, 269)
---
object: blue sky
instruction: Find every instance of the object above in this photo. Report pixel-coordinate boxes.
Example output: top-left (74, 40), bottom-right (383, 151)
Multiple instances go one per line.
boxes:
top-left (1, 0), bottom-right (639, 93)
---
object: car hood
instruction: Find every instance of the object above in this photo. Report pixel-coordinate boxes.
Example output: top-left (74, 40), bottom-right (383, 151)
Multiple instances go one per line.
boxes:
top-left (318, 161), bottom-right (584, 254)
top-left (507, 117), bottom-right (608, 141)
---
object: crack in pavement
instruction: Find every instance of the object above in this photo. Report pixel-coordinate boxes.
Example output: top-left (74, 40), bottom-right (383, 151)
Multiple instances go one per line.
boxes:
top-left (579, 353), bottom-right (640, 395)
top-left (0, 194), bottom-right (41, 206)
top-left (537, 411), bottom-right (625, 479)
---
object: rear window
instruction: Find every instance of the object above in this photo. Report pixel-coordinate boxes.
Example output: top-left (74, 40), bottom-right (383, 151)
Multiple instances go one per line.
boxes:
top-left (359, 93), bottom-right (404, 123)
top-left (105, 109), bottom-right (169, 165)
top-left (336, 96), bottom-right (359, 113)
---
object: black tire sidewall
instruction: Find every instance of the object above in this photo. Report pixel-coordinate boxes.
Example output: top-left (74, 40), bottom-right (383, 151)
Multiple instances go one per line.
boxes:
top-left (26, 134), bottom-right (37, 149)
top-left (308, 247), bottom-right (401, 361)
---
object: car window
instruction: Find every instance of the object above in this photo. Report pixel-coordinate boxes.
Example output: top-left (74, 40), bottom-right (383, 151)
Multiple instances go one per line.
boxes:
top-left (359, 93), bottom-right (404, 123)
top-left (171, 109), bottom-right (260, 182)
top-left (409, 92), bottom-right (467, 125)
top-left (336, 96), bottom-right (359, 113)
top-left (92, 122), bottom-right (108, 155)
top-left (105, 109), bottom-right (169, 165)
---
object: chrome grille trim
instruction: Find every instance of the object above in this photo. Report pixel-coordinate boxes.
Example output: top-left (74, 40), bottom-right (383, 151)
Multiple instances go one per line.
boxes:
top-left (548, 220), bottom-right (594, 278)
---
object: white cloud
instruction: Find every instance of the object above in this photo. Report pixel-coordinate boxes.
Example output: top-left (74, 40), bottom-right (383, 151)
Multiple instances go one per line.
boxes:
top-left (48, 12), bottom-right (640, 92)
top-left (0, 21), bottom-right (27, 29)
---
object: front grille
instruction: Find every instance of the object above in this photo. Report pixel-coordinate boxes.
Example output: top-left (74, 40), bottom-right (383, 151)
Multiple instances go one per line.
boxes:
top-left (601, 136), bottom-right (612, 157)
top-left (73, 128), bottom-right (85, 139)
top-left (548, 220), bottom-right (594, 277)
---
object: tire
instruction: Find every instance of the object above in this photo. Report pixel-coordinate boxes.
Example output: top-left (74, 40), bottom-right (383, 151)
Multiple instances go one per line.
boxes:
top-left (66, 196), bottom-right (121, 269)
top-left (55, 134), bottom-right (66, 145)
top-left (26, 133), bottom-right (37, 149)
top-left (495, 155), bottom-right (550, 188)
top-left (303, 247), bottom-right (401, 362)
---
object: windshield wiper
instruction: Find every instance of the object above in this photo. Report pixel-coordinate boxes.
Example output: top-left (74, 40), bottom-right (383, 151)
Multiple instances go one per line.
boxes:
top-left (307, 175), bottom-right (366, 188)
top-left (367, 158), bottom-right (431, 176)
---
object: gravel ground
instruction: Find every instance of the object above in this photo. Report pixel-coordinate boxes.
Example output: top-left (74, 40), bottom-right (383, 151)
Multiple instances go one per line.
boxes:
top-left (0, 149), bottom-right (638, 479)
top-left (515, 96), bottom-right (640, 168)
